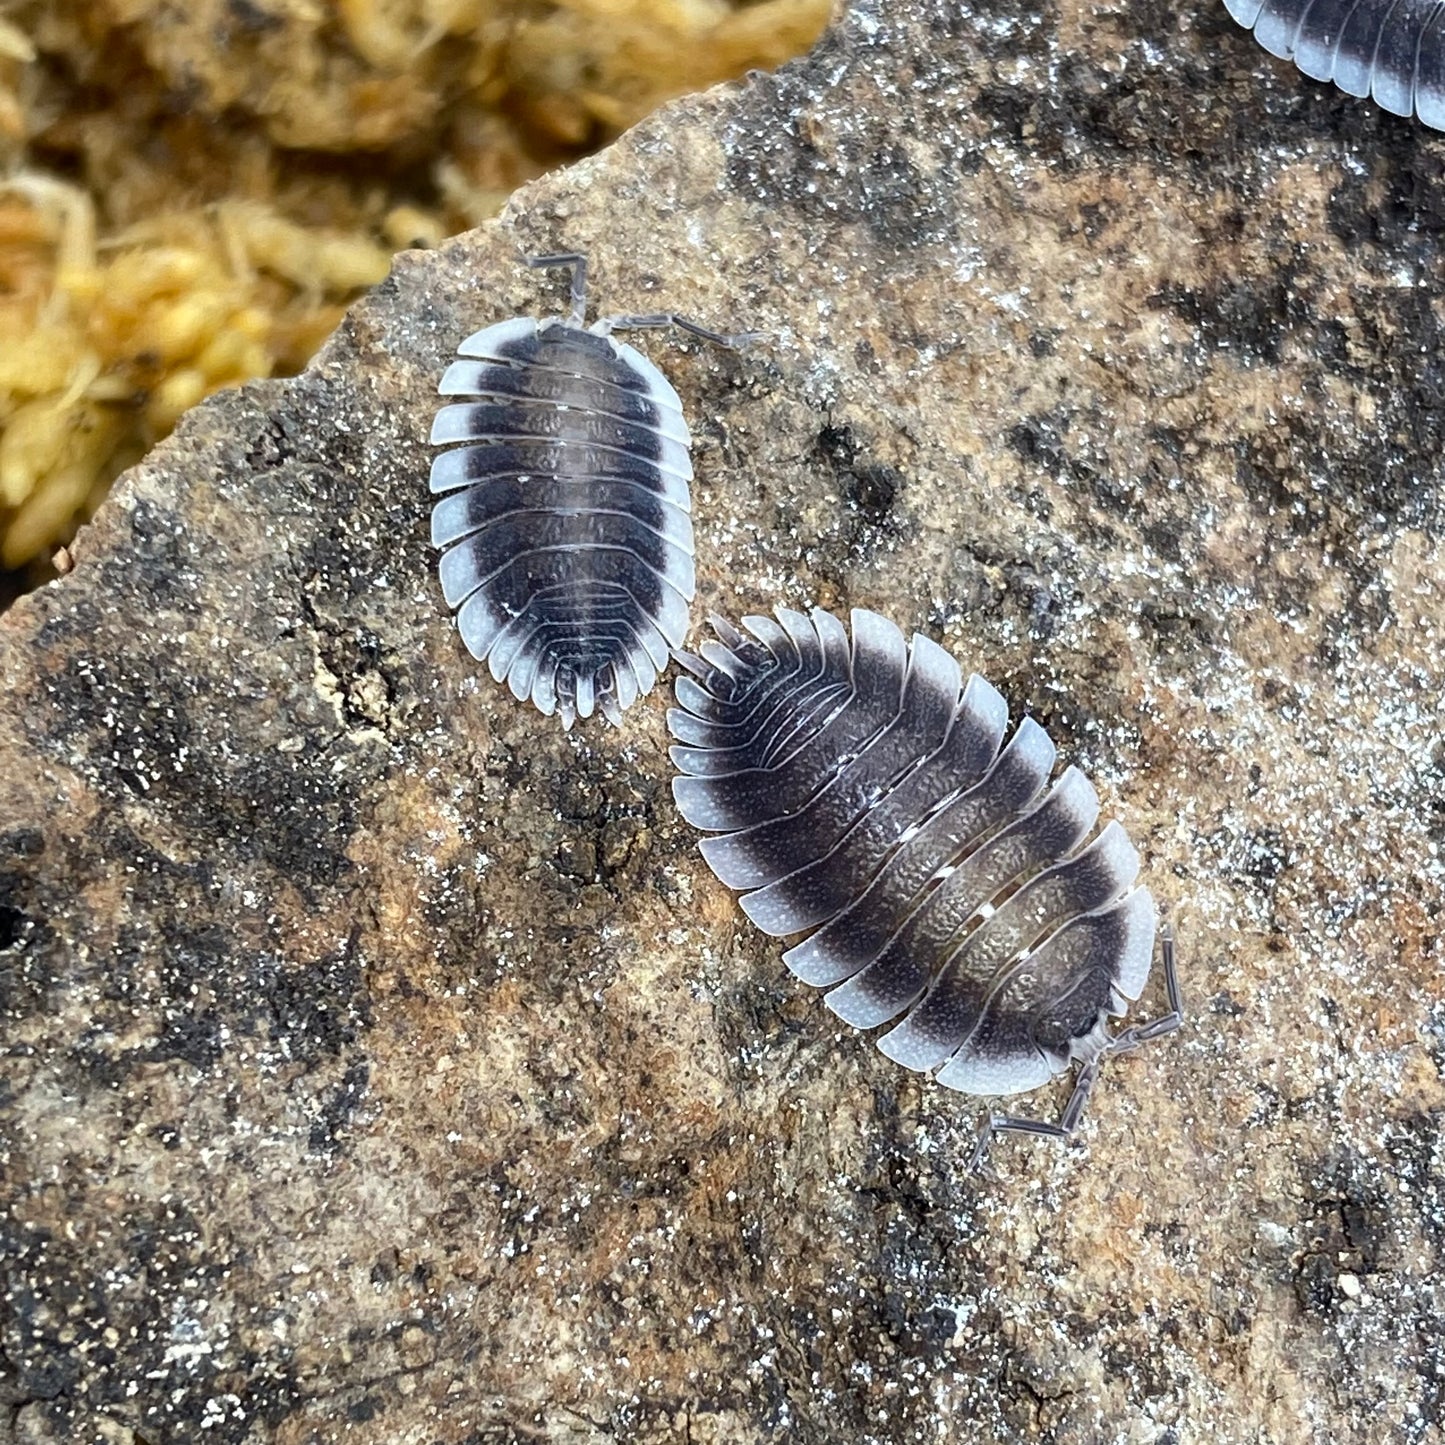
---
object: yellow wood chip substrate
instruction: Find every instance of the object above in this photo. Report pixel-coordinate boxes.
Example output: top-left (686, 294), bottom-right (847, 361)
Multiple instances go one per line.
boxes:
top-left (0, 0), bottom-right (829, 578)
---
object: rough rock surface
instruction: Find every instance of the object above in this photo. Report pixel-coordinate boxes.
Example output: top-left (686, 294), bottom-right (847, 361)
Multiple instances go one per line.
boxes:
top-left (3, 0), bottom-right (1444, 1440)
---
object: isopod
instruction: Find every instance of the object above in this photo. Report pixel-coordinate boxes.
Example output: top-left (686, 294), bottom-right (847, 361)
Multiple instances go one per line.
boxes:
top-left (429, 253), bottom-right (749, 728)
top-left (668, 606), bottom-right (1183, 1168)
top-left (1224, 0), bottom-right (1445, 128)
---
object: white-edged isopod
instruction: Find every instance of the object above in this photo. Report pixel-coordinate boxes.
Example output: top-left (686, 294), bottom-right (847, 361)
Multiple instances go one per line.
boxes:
top-left (430, 253), bottom-right (751, 728)
top-left (668, 606), bottom-right (1183, 1168)
top-left (1224, 0), bottom-right (1445, 128)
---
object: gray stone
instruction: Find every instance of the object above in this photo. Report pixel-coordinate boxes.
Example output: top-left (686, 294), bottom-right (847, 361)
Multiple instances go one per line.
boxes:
top-left (3, 0), bottom-right (1444, 1441)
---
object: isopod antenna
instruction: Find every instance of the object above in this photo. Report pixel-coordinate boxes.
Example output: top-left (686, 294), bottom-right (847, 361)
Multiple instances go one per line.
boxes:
top-left (525, 252), bottom-right (590, 327)
top-left (524, 247), bottom-right (759, 348)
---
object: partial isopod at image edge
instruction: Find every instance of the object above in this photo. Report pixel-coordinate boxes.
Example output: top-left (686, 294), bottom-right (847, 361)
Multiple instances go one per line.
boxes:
top-left (1223, 0), bottom-right (1445, 129)
top-left (667, 604), bottom-right (1185, 1170)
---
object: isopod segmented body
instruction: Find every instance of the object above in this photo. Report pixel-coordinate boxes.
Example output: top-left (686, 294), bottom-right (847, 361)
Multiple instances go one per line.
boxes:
top-left (430, 254), bottom-right (748, 728)
top-left (669, 607), bottom-right (1182, 1167)
top-left (1225, 0), bottom-right (1445, 128)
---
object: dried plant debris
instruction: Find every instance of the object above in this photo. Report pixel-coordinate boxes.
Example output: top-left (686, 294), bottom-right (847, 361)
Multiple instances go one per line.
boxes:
top-left (0, 0), bottom-right (828, 585)
top-left (0, 178), bottom-right (392, 574)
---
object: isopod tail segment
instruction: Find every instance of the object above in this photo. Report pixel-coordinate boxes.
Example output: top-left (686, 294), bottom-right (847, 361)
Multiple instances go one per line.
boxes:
top-left (523, 252), bottom-right (762, 349)
top-left (967, 926), bottom-right (1184, 1174)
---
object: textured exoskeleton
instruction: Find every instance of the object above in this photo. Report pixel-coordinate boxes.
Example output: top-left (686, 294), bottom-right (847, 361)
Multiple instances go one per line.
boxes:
top-left (429, 253), bottom-right (749, 728)
top-left (1224, 0), bottom-right (1445, 128)
top-left (668, 606), bottom-right (1183, 1168)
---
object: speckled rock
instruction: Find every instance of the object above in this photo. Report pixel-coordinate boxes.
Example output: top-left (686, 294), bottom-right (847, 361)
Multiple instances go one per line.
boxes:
top-left (3, 1), bottom-right (1444, 1442)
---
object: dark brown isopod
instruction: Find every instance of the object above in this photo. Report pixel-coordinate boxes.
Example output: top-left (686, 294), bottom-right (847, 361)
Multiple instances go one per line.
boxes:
top-left (668, 606), bottom-right (1183, 1168)
top-left (430, 253), bottom-right (750, 728)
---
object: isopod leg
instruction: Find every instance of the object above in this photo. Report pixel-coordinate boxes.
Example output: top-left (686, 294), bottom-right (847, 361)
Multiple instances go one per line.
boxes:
top-left (968, 929), bottom-right (1183, 1174)
top-left (968, 1058), bottom-right (1102, 1174)
top-left (1104, 928), bottom-right (1184, 1056)
top-left (599, 312), bottom-right (761, 349)
top-left (524, 252), bottom-right (589, 326)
